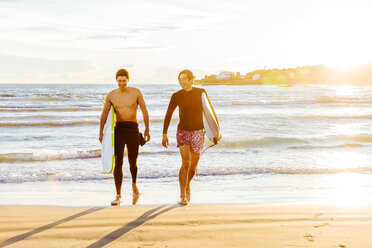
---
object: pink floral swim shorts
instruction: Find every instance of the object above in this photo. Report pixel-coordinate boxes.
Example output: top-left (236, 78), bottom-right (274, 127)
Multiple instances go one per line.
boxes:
top-left (176, 129), bottom-right (205, 153)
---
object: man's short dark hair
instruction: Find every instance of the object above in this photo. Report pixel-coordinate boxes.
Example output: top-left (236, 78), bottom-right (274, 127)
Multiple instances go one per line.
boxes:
top-left (178, 69), bottom-right (195, 80)
top-left (116, 69), bottom-right (129, 80)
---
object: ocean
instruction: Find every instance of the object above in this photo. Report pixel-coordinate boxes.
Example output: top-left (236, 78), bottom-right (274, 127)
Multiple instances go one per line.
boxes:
top-left (1, 83), bottom-right (372, 206)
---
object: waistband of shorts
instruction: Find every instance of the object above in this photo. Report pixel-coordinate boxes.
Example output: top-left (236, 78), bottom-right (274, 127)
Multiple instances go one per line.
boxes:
top-left (116, 121), bottom-right (138, 127)
top-left (177, 129), bottom-right (204, 133)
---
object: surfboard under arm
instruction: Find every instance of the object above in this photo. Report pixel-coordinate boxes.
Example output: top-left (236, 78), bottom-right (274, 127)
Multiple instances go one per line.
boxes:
top-left (202, 92), bottom-right (221, 145)
top-left (102, 105), bottom-right (115, 174)
top-left (203, 91), bottom-right (219, 126)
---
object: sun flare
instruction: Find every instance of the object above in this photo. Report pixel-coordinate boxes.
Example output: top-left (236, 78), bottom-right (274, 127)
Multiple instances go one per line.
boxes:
top-left (328, 173), bottom-right (369, 207)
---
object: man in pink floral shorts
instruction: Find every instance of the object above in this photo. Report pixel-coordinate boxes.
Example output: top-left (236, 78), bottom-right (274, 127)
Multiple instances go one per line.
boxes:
top-left (162, 69), bottom-right (212, 205)
top-left (176, 129), bottom-right (205, 154)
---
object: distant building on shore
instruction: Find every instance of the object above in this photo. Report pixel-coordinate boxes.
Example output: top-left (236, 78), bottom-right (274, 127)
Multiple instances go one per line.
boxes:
top-left (252, 74), bottom-right (261, 80)
top-left (216, 71), bottom-right (232, 79)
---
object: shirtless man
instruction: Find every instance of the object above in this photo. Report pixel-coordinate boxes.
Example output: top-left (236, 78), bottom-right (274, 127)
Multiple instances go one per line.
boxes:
top-left (99, 69), bottom-right (150, 206)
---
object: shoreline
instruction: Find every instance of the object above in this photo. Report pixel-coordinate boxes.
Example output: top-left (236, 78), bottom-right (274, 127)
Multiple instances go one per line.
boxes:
top-left (2, 173), bottom-right (372, 207)
top-left (1, 203), bottom-right (371, 247)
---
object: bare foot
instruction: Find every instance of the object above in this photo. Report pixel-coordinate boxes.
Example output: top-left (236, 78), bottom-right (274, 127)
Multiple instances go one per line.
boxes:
top-left (179, 196), bottom-right (189, 206)
top-left (132, 183), bottom-right (140, 196)
top-left (132, 194), bottom-right (139, 205)
top-left (111, 195), bottom-right (121, 206)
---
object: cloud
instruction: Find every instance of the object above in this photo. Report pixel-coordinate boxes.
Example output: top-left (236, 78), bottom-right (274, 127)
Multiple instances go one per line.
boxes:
top-left (54, 34), bottom-right (128, 43)
top-left (119, 64), bottom-right (134, 68)
top-left (0, 54), bottom-right (92, 74)
top-left (135, 67), bottom-right (207, 84)
top-left (52, 25), bottom-right (182, 43)
top-left (0, 0), bottom-right (52, 2)
top-left (0, 0), bottom-right (228, 40)
top-left (124, 25), bottom-right (180, 35)
top-left (114, 45), bottom-right (170, 51)
top-left (17, 26), bottom-right (64, 32)
top-left (83, 34), bottom-right (127, 40)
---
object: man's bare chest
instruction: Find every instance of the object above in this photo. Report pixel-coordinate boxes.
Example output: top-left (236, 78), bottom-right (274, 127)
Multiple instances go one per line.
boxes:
top-left (111, 94), bottom-right (138, 109)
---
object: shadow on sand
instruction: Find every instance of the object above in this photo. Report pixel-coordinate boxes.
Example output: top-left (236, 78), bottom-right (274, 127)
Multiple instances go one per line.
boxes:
top-left (0, 206), bottom-right (106, 248)
top-left (86, 204), bottom-right (178, 248)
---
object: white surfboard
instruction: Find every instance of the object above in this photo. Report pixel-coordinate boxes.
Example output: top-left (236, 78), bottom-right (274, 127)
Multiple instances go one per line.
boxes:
top-left (102, 105), bottom-right (115, 173)
top-left (202, 92), bottom-right (221, 145)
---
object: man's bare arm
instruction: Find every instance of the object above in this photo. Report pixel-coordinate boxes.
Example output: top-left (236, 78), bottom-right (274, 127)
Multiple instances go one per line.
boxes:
top-left (137, 89), bottom-right (150, 141)
top-left (99, 93), bottom-right (112, 143)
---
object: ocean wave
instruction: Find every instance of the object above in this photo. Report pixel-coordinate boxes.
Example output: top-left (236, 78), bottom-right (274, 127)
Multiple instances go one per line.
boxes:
top-left (216, 114), bottom-right (372, 121)
top-left (0, 93), bottom-right (92, 99)
top-left (315, 96), bottom-right (372, 104)
top-left (217, 134), bottom-right (372, 148)
top-left (4, 114), bottom-right (100, 121)
top-left (0, 150), bottom-right (101, 163)
top-left (335, 133), bottom-right (372, 143)
top-left (0, 106), bottom-right (101, 112)
top-left (0, 149), bottom-right (178, 163)
top-left (225, 99), bottom-right (315, 106)
top-left (139, 150), bottom-right (177, 155)
top-left (289, 144), bottom-right (366, 150)
top-left (1, 166), bottom-right (371, 184)
top-left (0, 120), bottom-right (100, 127)
top-left (0, 94), bottom-right (16, 97)
top-left (22, 97), bottom-right (69, 101)
top-left (215, 97), bottom-right (372, 107)
top-left (0, 118), bottom-right (176, 127)
top-left (293, 115), bottom-right (372, 120)
top-left (216, 137), bottom-right (308, 148)
top-left (196, 166), bottom-right (372, 176)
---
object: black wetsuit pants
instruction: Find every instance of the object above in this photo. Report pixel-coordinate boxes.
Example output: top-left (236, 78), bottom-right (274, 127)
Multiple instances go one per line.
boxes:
top-left (114, 121), bottom-right (140, 195)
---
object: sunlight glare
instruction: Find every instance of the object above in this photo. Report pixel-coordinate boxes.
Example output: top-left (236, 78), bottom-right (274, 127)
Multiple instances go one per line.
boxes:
top-left (327, 173), bottom-right (368, 207)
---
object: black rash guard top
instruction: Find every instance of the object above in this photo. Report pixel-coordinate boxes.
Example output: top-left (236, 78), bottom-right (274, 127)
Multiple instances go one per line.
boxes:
top-left (163, 87), bottom-right (206, 134)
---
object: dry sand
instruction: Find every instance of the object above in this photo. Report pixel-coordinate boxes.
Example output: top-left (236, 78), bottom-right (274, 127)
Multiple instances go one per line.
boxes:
top-left (0, 204), bottom-right (371, 248)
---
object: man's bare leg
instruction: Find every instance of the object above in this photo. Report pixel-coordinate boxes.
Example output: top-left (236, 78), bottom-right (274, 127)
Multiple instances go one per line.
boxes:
top-left (179, 145), bottom-right (191, 204)
top-left (112, 157), bottom-right (123, 206)
top-left (132, 182), bottom-right (139, 196)
top-left (185, 150), bottom-right (200, 202)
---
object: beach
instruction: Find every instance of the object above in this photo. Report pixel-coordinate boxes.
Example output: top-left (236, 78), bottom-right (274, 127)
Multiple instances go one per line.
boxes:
top-left (1, 204), bottom-right (371, 247)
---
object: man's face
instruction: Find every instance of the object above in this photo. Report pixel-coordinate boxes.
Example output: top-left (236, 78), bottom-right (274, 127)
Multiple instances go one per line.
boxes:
top-left (117, 76), bottom-right (128, 89)
top-left (178, 73), bottom-right (192, 90)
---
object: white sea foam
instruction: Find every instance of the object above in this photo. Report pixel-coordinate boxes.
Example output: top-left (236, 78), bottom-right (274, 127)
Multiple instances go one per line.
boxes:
top-left (1, 166), bottom-right (371, 184)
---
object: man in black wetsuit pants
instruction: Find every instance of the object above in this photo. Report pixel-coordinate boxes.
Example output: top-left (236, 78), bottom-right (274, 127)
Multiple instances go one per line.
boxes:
top-left (162, 69), bottom-right (211, 205)
top-left (99, 69), bottom-right (150, 206)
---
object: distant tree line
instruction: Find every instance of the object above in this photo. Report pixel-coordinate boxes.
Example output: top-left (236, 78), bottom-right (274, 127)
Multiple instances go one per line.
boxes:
top-left (196, 64), bottom-right (372, 85)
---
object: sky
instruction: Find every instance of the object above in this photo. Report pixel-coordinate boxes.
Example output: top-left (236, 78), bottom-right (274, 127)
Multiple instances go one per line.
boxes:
top-left (0, 0), bottom-right (371, 84)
